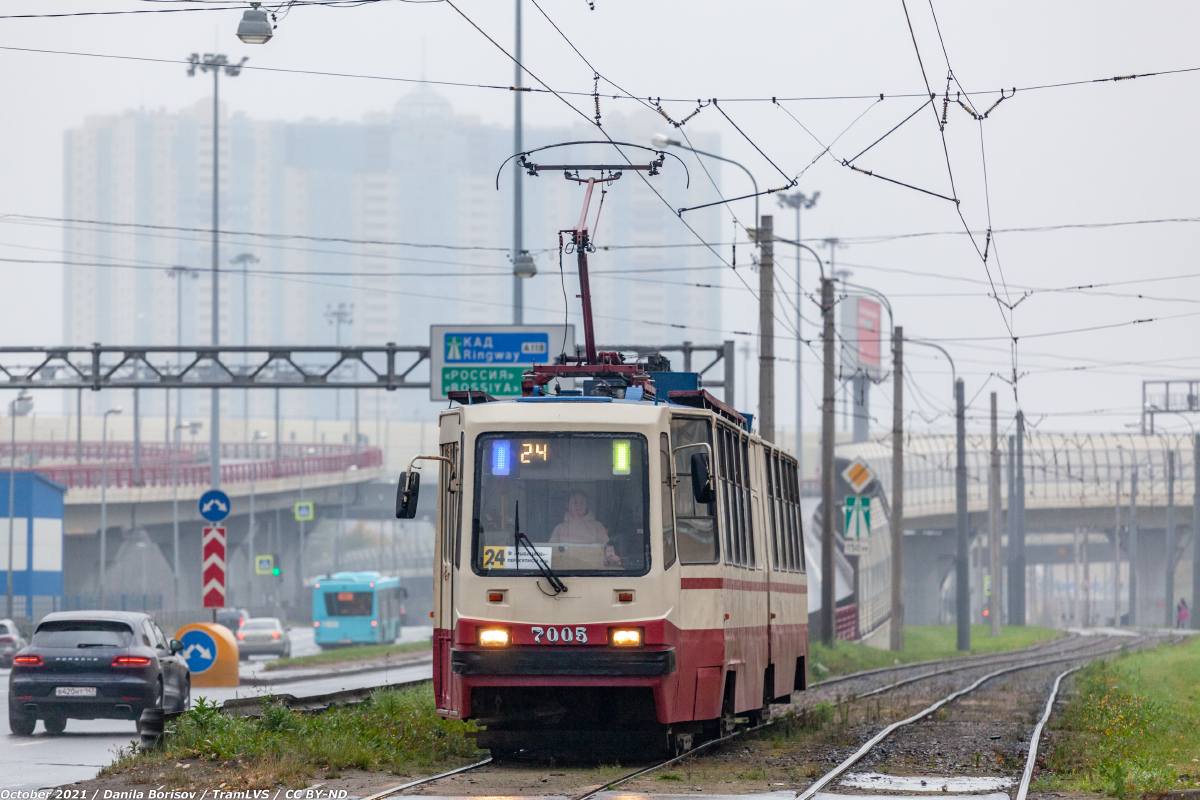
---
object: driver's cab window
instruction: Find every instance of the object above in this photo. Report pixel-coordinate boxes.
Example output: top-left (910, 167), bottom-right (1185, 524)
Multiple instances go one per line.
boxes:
top-left (440, 441), bottom-right (460, 567)
top-left (671, 417), bottom-right (718, 564)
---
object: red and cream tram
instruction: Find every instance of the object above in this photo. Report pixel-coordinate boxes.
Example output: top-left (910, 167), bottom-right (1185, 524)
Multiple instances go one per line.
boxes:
top-left (394, 143), bottom-right (808, 757)
top-left (397, 384), bottom-right (808, 756)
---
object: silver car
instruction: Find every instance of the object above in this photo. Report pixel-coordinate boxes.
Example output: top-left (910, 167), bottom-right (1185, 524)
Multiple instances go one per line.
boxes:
top-left (236, 617), bottom-right (291, 659)
top-left (0, 619), bottom-right (27, 668)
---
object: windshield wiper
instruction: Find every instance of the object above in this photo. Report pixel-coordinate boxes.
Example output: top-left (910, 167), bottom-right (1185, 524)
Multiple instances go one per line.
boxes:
top-left (514, 501), bottom-right (567, 595)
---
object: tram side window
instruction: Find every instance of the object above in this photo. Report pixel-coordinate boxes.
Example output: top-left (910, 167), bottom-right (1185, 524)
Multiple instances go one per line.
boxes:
top-left (765, 447), bottom-right (779, 569)
top-left (741, 435), bottom-right (755, 568)
top-left (718, 423), bottom-right (755, 569)
top-left (660, 433), bottom-right (677, 570)
top-left (670, 417), bottom-right (719, 564)
top-left (782, 455), bottom-right (804, 571)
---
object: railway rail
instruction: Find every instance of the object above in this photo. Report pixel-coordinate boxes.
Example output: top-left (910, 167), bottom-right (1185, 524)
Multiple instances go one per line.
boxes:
top-left (353, 631), bottom-right (1162, 800)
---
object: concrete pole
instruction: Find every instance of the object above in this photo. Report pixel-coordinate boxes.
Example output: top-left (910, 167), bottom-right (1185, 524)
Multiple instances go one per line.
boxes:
top-left (723, 341), bottom-right (736, 408)
top-left (133, 388), bottom-right (141, 486)
top-left (955, 378), bottom-right (969, 651)
top-left (1083, 525), bottom-right (1090, 627)
top-left (1073, 527), bottom-right (1081, 626)
top-left (1006, 435), bottom-right (1015, 624)
top-left (99, 411), bottom-right (114, 609)
top-left (172, 422), bottom-right (180, 610)
top-left (820, 275), bottom-right (836, 645)
top-left (988, 393), bottom-right (1001, 636)
top-left (1113, 477), bottom-right (1121, 626)
top-left (1129, 465), bottom-right (1138, 626)
top-left (512, 0), bottom-right (524, 325)
top-left (210, 66), bottom-right (222, 490)
top-left (758, 215), bottom-right (775, 442)
top-left (794, 204), bottom-right (803, 473)
top-left (1010, 412), bottom-right (1027, 625)
top-left (1166, 449), bottom-right (1176, 627)
top-left (890, 327), bottom-right (904, 651)
top-left (1193, 434), bottom-right (1199, 629)
top-left (6, 406), bottom-right (16, 619)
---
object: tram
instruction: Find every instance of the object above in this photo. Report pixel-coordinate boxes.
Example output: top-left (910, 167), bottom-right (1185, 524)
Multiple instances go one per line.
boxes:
top-left (396, 143), bottom-right (808, 758)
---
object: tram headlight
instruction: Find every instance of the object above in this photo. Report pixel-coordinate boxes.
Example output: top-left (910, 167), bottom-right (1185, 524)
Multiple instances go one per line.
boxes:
top-left (478, 627), bottom-right (511, 647)
top-left (609, 627), bottom-right (643, 647)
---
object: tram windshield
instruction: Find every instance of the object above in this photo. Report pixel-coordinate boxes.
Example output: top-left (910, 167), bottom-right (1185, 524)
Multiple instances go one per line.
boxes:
top-left (472, 432), bottom-right (650, 576)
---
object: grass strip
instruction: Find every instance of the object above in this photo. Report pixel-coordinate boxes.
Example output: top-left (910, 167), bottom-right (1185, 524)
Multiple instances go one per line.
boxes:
top-left (1041, 635), bottom-right (1200, 797)
top-left (807, 624), bottom-right (1062, 679)
top-left (104, 683), bottom-right (483, 788)
top-left (263, 639), bottom-right (430, 671)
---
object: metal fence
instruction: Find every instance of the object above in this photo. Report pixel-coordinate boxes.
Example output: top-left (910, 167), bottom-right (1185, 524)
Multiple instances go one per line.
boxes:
top-left (4, 444), bottom-right (382, 490)
top-left (840, 432), bottom-right (1200, 517)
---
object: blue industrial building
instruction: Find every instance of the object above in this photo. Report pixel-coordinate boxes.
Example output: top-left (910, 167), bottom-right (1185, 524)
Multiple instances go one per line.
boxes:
top-left (0, 472), bottom-right (67, 617)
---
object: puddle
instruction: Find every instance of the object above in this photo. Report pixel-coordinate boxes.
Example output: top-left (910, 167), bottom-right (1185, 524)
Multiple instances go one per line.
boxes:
top-left (839, 774), bottom-right (1014, 793)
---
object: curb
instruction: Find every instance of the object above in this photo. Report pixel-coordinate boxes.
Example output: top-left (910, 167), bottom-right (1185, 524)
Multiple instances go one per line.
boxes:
top-left (239, 654), bottom-right (433, 686)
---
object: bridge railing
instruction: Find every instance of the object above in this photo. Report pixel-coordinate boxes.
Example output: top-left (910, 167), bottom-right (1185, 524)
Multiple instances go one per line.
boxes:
top-left (19, 447), bottom-right (383, 490)
top-left (840, 431), bottom-right (1200, 518)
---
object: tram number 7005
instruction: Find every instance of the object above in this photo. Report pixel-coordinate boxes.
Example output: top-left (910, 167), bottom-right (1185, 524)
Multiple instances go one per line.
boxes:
top-left (531, 626), bottom-right (588, 644)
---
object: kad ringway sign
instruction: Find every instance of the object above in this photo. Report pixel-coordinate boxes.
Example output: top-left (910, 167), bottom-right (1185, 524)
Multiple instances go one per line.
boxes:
top-left (429, 325), bottom-right (574, 401)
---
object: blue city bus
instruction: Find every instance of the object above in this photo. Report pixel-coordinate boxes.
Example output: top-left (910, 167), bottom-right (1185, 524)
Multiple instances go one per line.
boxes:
top-left (312, 571), bottom-right (407, 648)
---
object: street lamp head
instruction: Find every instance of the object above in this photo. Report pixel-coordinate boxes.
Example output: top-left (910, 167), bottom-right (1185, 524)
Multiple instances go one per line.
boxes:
top-left (236, 5), bottom-right (274, 44)
top-left (513, 252), bottom-right (537, 279)
top-left (651, 133), bottom-right (682, 149)
top-left (106, 407), bottom-right (123, 417)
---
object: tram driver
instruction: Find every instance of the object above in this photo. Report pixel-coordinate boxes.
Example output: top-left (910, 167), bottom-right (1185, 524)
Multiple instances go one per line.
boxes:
top-left (550, 491), bottom-right (621, 567)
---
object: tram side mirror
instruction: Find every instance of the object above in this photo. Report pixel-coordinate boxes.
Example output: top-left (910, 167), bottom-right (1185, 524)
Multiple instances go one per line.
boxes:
top-left (396, 471), bottom-right (420, 519)
top-left (690, 453), bottom-right (716, 504)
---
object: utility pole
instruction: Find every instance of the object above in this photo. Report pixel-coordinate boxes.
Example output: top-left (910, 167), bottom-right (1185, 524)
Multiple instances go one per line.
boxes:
top-left (1166, 450), bottom-right (1176, 627)
top-left (1009, 412), bottom-right (1027, 625)
top-left (188, 53), bottom-right (247, 490)
top-left (955, 378), bottom-right (969, 651)
top-left (820, 274), bottom-right (836, 646)
top-left (1113, 472), bottom-right (1122, 626)
top-left (776, 190), bottom-right (819, 464)
top-left (511, 0), bottom-right (527, 324)
top-left (989, 392), bottom-right (1001, 636)
top-left (890, 326), bottom-right (904, 651)
top-left (1193, 434), bottom-right (1199, 629)
top-left (757, 215), bottom-right (775, 441)
top-left (1129, 465), bottom-right (1138, 626)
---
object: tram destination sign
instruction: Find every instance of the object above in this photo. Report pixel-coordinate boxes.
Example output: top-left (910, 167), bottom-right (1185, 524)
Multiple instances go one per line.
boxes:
top-left (430, 325), bottom-right (575, 401)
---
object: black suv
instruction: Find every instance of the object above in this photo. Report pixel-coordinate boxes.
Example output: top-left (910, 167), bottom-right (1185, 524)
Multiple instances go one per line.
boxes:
top-left (8, 611), bottom-right (190, 735)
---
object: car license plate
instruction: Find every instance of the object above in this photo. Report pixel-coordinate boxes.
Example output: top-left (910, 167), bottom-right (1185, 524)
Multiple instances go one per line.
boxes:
top-left (55, 686), bottom-right (96, 697)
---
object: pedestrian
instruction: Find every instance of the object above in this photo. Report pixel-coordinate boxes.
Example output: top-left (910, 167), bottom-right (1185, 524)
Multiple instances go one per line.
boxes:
top-left (1179, 598), bottom-right (1190, 629)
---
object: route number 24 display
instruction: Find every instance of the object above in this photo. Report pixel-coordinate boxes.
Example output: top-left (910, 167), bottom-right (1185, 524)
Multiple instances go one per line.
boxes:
top-left (531, 626), bottom-right (587, 643)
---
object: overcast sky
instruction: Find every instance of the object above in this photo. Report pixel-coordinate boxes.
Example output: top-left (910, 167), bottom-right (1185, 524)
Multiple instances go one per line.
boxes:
top-left (1, 0), bottom-right (1198, 436)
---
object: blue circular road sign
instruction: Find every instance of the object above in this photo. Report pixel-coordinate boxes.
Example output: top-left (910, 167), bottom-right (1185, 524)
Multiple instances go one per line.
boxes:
top-left (199, 489), bottom-right (231, 522)
top-left (179, 629), bottom-right (218, 673)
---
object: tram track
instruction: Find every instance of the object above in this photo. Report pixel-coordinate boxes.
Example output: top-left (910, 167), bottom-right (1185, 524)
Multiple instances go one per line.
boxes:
top-left (357, 632), bottom-right (1156, 800)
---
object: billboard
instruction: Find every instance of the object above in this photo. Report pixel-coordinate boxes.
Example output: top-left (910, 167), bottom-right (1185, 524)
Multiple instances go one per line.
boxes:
top-left (430, 325), bottom-right (575, 401)
top-left (839, 296), bottom-right (883, 380)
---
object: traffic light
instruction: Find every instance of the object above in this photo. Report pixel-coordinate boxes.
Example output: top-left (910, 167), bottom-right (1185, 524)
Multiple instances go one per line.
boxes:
top-left (272, 565), bottom-right (281, 577)
top-left (272, 554), bottom-right (281, 577)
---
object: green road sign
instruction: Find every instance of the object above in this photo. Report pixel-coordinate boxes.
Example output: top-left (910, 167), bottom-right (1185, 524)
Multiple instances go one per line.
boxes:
top-left (843, 495), bottom-right (871, 538)
top-left (440, 366), bottom-right (525, 399)
top-left (255, 555), bottom-right (274, 575)
top-left (294, 501), bottom-right (314, 522)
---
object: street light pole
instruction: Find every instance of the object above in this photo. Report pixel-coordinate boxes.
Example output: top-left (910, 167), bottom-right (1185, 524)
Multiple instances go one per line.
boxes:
top-left (99, 406), bottom-right (123, 610)
top-left (776, 191), bottom-right (819, 463)
top-left (188, 53), bottom-right (247, 491)
top-left (6, 390), bottom-right (32, 619)
top-left (653, 135), bottom-right (760, 225)
top-left (232, 252), bottom-right (259, 439)
top-left (249, 429), bottom-right (268, 606)
top-left (325, 302), bottom-right (354, 420)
